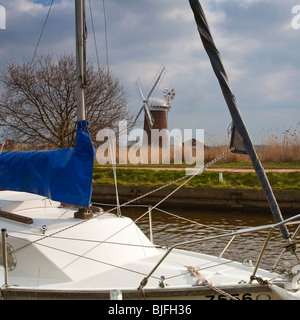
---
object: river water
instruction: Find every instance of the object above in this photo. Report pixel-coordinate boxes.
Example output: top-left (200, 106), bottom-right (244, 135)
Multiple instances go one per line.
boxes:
top-left (109, 205), bottom-right (299, 272)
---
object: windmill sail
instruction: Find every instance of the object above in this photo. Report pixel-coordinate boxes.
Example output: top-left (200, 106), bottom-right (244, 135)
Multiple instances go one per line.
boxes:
top-left (133, 80), bottom-right (154, 128)
top-left (133, 66), bottom-right (166, 129)
top-left (189, 0), bottom-right (289, 240)
top-left (146, 66), bottom-right (165, 101)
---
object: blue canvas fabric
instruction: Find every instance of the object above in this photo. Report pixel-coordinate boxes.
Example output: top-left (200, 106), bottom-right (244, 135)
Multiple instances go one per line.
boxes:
top-left (0, 120), bottom-right (95, 207)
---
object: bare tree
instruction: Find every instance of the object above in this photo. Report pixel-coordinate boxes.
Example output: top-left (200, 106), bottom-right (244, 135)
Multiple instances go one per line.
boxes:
top-left (0, 54), bottom-right (130, 149)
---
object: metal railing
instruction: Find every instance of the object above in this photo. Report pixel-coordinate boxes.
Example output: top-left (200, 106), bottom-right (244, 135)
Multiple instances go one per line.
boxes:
top-left (137, 213), bottom-right (300, 290)
top-left (1, 228), bottom-right (9, 287)
top-left (92, 203), bottom-right (300, 289)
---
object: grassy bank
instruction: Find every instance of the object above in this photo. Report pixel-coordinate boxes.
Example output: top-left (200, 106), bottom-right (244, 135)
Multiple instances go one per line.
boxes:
top-left (93, 167), bottom-right (300, 190)
top-left (95, 161), bottom-right (300, 169)
top-left (93, 123), bottom-right (300, 189)
top-left (209, 161), bottom-right (300, 169)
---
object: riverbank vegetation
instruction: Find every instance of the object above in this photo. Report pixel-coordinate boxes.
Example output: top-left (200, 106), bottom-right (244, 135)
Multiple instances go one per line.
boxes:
top-left (204, 123), bottom-right (300, 165)
top-left (95, 122), bottom-right (300, 169)
top-left (93, 124), bottom-right (300, 189)
top-left (93, 167), bottom-right (300, 190)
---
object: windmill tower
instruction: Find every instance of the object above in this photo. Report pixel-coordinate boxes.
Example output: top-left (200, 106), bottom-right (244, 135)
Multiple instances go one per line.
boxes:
top-left (133, 66), bottom-right (175, 146)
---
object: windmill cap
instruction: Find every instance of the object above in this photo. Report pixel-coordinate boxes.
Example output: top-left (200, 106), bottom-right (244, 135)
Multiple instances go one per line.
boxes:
top-left (148, 97), bottom-right (171, 110)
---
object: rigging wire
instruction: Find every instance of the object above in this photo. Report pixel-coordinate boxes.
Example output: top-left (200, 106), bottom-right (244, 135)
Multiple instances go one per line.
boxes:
top-left (109, 140), bottom-right (121, 217)
top-left (30, 0), bottom-right (106, 73)
top-left (10, 148), bottom-right (235, 255)
top-left (30, 0), bottom-right (54, 67)
top-left (88, 0), bottom-right (101, 71)
top-left (7, 231), bottom-right (161, 249)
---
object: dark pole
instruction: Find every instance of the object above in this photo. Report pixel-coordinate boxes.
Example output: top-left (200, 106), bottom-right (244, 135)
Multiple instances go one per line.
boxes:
top-left (189, 0), bottom-right (289, 240)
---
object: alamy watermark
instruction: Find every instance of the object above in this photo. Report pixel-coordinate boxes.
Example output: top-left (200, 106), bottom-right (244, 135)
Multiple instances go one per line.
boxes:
top-left (292, 5), bottom-right (300, 30)
top-left (0, 5), bottom-right (5, 30)
top-left (96, 121), bottom-right (204, 175)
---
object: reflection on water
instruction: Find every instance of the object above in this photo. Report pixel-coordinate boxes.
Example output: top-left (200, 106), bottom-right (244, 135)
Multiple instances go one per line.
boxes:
top-left (110, 205), bottom-right (299, 272)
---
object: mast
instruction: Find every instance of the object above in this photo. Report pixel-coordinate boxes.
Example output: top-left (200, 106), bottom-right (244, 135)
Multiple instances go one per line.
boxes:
top-left (189, 0), bottom-right (290, 240)
top-left (74, 0), bottom-right (93, 218)
top-left (75, 0), bottom-right (86, 122)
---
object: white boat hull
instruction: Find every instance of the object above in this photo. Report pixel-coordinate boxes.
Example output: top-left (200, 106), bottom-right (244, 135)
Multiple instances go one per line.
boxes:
top-left (1, 283), bottom-right (278, 300)
top-left (0, 191), bottom-right (296, 300)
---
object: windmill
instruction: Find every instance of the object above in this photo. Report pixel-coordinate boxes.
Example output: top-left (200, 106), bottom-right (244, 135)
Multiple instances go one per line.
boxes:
top-left (133, 66), bottom-right (175, 146)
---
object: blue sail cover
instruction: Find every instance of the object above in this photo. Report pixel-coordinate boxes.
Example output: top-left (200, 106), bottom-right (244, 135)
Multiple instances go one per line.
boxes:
top-left (0, 120), bottom-right (95, 207)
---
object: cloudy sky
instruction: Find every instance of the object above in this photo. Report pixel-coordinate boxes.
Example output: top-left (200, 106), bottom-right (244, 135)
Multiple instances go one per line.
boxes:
top-left (1, 0), bottom-right (300, 144)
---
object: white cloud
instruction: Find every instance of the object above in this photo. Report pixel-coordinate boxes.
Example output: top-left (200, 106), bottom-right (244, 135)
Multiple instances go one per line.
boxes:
top-left (0, 0), bottom-right (299, 139)
top-left (8, 0), bottom-right (43, 14)
top-left (262, 66), bottom-right (299, 102)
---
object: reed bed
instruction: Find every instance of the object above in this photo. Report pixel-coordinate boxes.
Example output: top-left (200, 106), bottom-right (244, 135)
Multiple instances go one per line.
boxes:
top-left (3, 123), bottom-right (299, 166)
top-left (204, 122), bottom-right (300, 164)
top-left (96, 123), bottom-right (300, 166)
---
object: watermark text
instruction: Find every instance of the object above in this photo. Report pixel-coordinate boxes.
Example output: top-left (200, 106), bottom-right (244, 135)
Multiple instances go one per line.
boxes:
top-left (291, 5), bottom-right (300, 30)
top-left (0, 5), bottom-right (5, 30)
top-left (96, 121), bottom-right (204, 175)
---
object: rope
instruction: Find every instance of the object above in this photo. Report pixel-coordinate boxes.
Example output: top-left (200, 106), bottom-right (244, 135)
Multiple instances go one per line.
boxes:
top-left (32, 241), bottom-right (158, 279)
top-left (30, 0), bottom-right (54, 67)
top-left (154, 207), bottom-right (228, 233)
top-left (3, 148), bottom-right (239, 294)
top-left (39, 207), bottom-right (74, 234)
top-left (88, 0), bottom-right (101, 71)
top-left (109, 141), bottom-right (121, 216)
top-left (186, 266), bottom-right (238, 300)
top-left (250, 275), bottom-right (269, 285)
top-left (11, 148), bottom-right (234, 252)
top-left (6, 231), bottom-right (162, 249)
top-left (164, 260), bottom-right (233, 282)
top-left (103, 147), bottom-right (235, 215)
top-left (8, 149), bottom-right (234, 264)
top-left (87, 148), bottom-right (235, 247)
